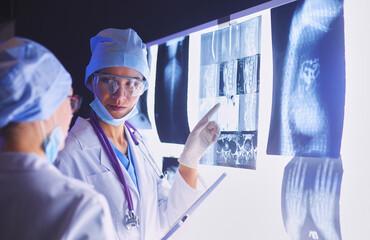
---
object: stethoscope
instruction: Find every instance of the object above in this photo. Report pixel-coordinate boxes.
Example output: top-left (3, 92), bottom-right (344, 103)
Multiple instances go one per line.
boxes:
top-left (90, 111), bottom-right (164, 230)
top-left (124, 120), bottom-right (165, 180)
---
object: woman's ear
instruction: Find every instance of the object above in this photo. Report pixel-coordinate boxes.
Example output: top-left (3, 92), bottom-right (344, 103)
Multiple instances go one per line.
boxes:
top-left (87, 75), bottom-right (94, 90)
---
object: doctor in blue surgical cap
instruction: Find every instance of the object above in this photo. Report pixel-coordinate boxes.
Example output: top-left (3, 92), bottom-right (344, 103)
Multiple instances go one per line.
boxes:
top-left (55, 28), bottom-right (221, 239)
top-left (0, 37), bottom-right (116, 239)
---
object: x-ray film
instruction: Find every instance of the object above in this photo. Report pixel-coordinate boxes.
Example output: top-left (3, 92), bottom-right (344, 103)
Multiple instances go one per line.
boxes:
top-left (214, 131), bottom-right (257, 169)
top-left (240, 16), bottom-right (261, 57)
top-left (162, 157), bottom-right (179, 186)
top-left (267, 0), bottom-right (345, 158)
top-left (199, 16), bottom-right (261, 169)
top-left (200, 31), bottom-right (217, 66)
top-left (238, 93), bottom-right (258, 131)
top-left (218, 96), bottom-right (239, 131)
top-left (219, 60), bottom-right (237, 97)
top-left (155, 36), bottom-right (190, 144)
top-left (281, 156), bottom-right (343, 240)
top-left (129, 90), bottom-right (152, 129)
top-left (237, 55), bottom-right (260, 95)
top-left (216, 25), bottom-right (241, 62)
top-left (199, 64), bottom-right (218, 98)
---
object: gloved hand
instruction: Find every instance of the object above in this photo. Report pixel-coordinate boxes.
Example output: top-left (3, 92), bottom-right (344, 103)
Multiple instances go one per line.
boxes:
top-left (178, 103), bottom-right (221, 169)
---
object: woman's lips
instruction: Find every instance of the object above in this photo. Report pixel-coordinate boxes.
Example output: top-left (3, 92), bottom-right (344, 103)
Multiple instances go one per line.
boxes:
top-left (108, 104), bottom-right (126, 111)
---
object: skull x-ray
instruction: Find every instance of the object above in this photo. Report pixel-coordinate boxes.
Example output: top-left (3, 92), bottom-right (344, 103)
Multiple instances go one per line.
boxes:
top-left (155, 36), bottom-right (190, 144)
top-left (267, 0), bottom-right (345, 158)
top-left (281, 156), bottom-right (343, 240)
top-left (199, 16), bottom-right (261, 169)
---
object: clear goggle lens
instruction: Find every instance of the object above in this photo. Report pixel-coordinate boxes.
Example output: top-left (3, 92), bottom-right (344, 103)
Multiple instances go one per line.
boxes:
top-left (93, 73), bottom-right (145, 97)
top-left (68, 95), bottom-right (82, 114)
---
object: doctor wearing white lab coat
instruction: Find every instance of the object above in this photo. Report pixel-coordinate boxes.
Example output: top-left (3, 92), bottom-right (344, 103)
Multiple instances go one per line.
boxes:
top-left (0, 37), bottom-right (116, 240)
top-left (55, 28), bottom-right (221, 239)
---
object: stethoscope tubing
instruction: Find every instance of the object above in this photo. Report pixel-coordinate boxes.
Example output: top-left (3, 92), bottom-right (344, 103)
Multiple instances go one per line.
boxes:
top-left (124, 121), bottom-right (164, 179)
top-left (90, 110), bottom-right (165, 223)
top-left (90, 111), bottom-right (135, 211)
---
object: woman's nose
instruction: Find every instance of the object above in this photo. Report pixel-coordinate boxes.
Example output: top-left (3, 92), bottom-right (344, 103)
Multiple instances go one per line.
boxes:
top-left (112, 86), bottom-right (128, 99)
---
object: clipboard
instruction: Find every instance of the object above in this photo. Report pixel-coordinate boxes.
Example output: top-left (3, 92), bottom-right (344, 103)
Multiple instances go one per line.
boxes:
top-left (161, 172), bottom-right (227, 240)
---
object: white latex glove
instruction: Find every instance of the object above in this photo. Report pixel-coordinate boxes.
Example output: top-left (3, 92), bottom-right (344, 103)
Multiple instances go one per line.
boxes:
top-left (178, 103), bottom-right (221, 169)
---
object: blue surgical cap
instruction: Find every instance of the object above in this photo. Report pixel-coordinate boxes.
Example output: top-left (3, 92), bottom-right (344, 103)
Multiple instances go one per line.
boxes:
top-left (85, 28), bottom-right (150, 92)
top-left (0, 37), bottom-right (72, 128)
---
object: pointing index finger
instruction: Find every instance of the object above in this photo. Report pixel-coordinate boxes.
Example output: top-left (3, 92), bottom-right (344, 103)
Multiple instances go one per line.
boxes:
top-left (193, 103), bottom-right (221, 132)
top-left (203, 103), bottom-right (220, 121)
top-left (195, 103), bottom-right (220, 129)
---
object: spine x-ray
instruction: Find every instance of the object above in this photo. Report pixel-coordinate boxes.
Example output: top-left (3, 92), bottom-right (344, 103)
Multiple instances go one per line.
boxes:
top-left (155, 36), bottom-right (190, 144)
top-left (267, 0), bottom-right (345, 158)
top-left (199, 16), bottom-right (261, 169)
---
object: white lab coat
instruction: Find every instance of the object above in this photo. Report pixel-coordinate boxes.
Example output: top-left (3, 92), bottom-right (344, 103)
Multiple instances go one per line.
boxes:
top-left (0, 151), bottom-right (116, 240)
top-left (55, 117), bottom-right (204, 240)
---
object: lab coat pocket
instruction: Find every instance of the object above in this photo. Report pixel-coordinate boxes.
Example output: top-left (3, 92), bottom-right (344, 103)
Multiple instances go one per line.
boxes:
top-left (86, 171), bottom-right (125, 217)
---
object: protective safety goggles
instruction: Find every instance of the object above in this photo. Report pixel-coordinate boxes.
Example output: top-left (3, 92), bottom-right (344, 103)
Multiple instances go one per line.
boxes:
top-left (68, 94), bottom-right (82, 113)
top-left (93, 72), bottom-right (146, 97)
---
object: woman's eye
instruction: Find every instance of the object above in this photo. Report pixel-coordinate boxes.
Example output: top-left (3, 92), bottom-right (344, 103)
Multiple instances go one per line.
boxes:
top-left (101, 77), bottom-right (110, 83)
top-left (126, 80), bottom-right (136, 87)
top-left (108, 85), bottom-right (115, 93)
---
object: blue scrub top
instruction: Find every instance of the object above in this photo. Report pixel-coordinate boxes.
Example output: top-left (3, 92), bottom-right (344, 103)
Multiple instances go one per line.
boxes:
top-left (110, 140), bottom-right (139, 194)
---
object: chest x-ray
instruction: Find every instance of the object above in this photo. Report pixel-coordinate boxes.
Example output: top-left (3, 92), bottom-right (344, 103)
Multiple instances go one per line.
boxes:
top-left (267, 0), bottom-right (345, 158)
top-left (155, 36), bottom-right (190, 144)
top-left (282, 156), bottom-right (343, 240)
top-left (199, 16), bottom-right (261, 169)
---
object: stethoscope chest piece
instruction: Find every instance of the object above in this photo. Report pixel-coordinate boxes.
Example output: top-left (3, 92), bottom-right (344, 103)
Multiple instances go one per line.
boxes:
top-left (126, 210), bottom-right (139, 230)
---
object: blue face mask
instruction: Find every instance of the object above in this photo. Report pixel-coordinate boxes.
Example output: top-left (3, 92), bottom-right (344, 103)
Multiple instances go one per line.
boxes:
top-left (40, 116), bottom-right (64, 163)
top-left (90, 97), bottom-right (138, 126)
top-left (44, 126), bottom-right (64, 163)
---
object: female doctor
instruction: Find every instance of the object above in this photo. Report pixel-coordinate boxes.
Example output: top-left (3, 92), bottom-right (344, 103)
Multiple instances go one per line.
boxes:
top-left (0, 37), bottom-right (116, 239)
top-left (55, 28), bottom-right (220, 239)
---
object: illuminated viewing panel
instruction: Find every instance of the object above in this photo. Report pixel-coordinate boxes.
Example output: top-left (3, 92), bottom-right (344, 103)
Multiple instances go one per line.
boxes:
top-left (147, 14), bottom-right (263, 168)
top-left (143, 0), bottom-right (370, 238)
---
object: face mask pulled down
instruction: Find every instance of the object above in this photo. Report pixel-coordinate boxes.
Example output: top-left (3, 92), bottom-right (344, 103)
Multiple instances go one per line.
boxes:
top-left (90, 97), bottom-right (138, 126)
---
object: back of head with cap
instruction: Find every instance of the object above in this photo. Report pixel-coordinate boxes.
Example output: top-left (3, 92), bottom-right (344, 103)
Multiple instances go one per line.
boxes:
top-left (85, 28), bottom-right (150, 92)
top-left (0, 37), bottom-right (72, 128)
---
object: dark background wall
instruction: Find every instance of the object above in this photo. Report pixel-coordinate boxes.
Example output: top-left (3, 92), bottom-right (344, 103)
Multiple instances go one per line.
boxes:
top-left (1, 0), bottom-right (269, 119)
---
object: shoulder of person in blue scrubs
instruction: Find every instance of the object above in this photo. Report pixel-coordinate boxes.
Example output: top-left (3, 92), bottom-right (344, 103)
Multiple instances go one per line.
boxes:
top-left (54, 28), bottom-right (221, 239)
top-left (0, 37), bottom-right (116, 240)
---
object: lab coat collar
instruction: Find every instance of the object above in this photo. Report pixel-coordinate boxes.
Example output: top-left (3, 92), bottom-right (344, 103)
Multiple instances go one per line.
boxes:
top-left (70, 117), bottom-right (141, 199)
top-left (71, 117), bottom-right (140, 199)
top-left (69, 117), bottom-right (101, 150)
